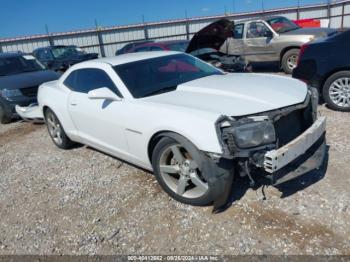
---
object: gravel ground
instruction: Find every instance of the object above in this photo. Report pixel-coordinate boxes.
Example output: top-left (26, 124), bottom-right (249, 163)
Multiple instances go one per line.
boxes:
top-left (0, 81), bottom-right (349, 255)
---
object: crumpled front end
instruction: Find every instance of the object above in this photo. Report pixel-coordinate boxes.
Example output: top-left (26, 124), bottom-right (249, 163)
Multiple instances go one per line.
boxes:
top-left (215, 87), bottom-right (326, 185)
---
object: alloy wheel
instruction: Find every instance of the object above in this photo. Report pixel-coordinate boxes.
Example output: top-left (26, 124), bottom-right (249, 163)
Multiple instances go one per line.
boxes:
top-left (46, 111), bottom-right (64, 145)
top-left (159, 144), bottom-right (208, 199)
top-left (329, 77), bottom-right (350, 108)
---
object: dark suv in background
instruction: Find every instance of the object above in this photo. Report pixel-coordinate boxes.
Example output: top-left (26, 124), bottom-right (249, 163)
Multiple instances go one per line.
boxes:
top-left (33, 45), bottom-right (98, 72)
top-left (0, 52), bottom-right (59, 124)
top-left (293, 29), bottom-right (350, 111)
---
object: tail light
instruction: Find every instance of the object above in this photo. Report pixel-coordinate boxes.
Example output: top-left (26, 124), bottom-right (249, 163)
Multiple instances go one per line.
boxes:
top-left (297, 44), bottom-right (309, 66)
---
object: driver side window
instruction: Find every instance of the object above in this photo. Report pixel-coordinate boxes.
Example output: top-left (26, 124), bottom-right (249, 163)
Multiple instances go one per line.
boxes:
top-left (247, 22), bottom-right (271, 38)
top-left (64, 68), bottom-right (123, 97)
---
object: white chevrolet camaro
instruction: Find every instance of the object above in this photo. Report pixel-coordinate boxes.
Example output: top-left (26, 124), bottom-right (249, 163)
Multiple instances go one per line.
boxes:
top-left (37, 51), bottom-right (326, 211)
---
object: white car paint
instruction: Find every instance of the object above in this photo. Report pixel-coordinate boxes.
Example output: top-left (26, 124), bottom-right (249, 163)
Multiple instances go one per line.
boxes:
top-left (144, 73), bottom-right (307, 117)
top-left (37, 51), bottom-right (308, 171)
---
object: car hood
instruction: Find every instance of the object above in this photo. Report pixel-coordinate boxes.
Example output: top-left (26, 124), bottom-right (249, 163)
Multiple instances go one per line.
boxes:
top-left (186, 19), bottom-right (234, 53)
top-left (0, 70), bottom-right (60, 90)
top-left (282, 27), bottom-right (337, 37)
top-left (143, 74), bottom-right (308, 117)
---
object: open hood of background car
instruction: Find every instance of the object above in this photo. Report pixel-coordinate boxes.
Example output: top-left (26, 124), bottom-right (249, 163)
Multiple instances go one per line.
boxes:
top-left (186, 19), bottom-right (234, 54)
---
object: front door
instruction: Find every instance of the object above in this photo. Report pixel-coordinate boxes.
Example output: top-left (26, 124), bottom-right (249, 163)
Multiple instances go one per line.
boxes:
top-left (65, 67), bottom-right (130, 158)
top-left (244, 21), bottom-right (277, 62)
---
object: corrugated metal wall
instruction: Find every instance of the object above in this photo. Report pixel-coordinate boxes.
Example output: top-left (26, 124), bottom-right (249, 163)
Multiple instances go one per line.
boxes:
top-left (1, 0), bottom-right (349, 57)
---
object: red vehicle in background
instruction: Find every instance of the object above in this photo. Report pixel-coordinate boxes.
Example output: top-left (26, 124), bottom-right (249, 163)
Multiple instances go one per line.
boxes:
top-left (293, 19), bottom-right (329, 28)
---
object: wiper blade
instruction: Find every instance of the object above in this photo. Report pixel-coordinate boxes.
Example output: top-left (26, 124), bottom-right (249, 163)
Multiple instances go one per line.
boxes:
top-left (144, 86), bottom-right (177, 97)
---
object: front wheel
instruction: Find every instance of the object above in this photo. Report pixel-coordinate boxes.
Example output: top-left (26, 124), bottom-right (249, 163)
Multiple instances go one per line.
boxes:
top-left (323, 71), bottom-right (350, 111)
top-left (152, 136), bottom-right (213, 206)
top-left (281, 48), bottom-right (299, 74)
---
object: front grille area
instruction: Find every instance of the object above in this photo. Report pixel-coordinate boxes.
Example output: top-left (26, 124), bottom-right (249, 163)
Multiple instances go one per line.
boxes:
top-left (274, 102), bottom-right (314, 148)
top-left (20, 86), bottom-right (38, 97)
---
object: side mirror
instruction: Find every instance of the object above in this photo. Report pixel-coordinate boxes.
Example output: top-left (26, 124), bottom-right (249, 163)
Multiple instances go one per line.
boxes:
top-left (88, 87), bottom-right (121, 101)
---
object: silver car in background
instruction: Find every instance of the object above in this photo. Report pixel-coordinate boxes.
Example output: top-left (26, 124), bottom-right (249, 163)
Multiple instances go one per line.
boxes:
top-left (220, 16), bottom-right (337, 74)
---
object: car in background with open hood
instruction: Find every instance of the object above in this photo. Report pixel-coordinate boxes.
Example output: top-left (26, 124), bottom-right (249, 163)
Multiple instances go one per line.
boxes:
top-left (186, 19), bottom-right (250, 72)
top-left (118, 20), bottom-right (250, 73)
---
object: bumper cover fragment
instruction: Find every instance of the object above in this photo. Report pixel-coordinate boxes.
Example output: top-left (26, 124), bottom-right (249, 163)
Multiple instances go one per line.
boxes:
top-left (264, 116), bottom-right (326, 173)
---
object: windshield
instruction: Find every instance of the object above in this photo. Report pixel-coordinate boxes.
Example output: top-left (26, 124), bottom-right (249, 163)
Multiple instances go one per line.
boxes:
top-left (0, 55), bottom-right (45, 76)
top-left (167, 42), bottom-right (189, 52)
top-left (266, 17), bottom-right (300, 33)
top-left (114, 54), bottom-right (223, 98)
top-left (51, 46), bottom-right (86, 59)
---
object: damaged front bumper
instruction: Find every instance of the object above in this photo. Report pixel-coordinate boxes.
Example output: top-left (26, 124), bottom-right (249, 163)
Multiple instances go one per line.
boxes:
top-left (264, 116), bottom-right (326, 173)
top-left (270, 135), bottom-right (326, 186)
top-left (15, 104), bottom-right (44, 123)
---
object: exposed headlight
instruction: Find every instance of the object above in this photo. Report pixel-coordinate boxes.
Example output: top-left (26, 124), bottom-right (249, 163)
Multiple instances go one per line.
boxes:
top-left (234, 121), bottom-right (276, 149)
top-left (0, 89), bottom-right (22, 98)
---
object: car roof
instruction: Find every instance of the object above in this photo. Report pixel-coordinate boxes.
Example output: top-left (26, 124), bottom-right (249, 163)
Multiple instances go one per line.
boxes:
top-left (79, 51), bottom-right (182, 66)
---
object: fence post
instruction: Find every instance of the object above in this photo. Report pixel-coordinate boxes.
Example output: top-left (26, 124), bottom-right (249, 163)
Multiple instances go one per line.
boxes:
top-left (297, 3), bottom-right (300, 20)
top-left (47, 35), bottom-right (54, 46)
top-left (96, 30), bottom-right (106, 57)
top-left (327, 0), bottom-right (331, 19)
top-left (143, 24), bottom-right (149, 40)
top-left (341, 2), bottom-right (345, 29)
top-left (45, 24), bottom-right (54, 46)
top-left (94, 20), bottom-right (106, 57)
top-left (186, 20), bottom-right (190, 40)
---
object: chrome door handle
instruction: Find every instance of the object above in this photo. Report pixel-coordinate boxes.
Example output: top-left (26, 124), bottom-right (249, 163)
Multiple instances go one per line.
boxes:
top-left (70, 103), bottom-right (77, 106)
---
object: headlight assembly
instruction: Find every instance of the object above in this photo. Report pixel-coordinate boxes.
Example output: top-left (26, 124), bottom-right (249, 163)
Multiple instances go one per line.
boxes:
top-left (0, 89), bottom-right (22, 98)
top-left (233, 121), bottom-right (276, 149)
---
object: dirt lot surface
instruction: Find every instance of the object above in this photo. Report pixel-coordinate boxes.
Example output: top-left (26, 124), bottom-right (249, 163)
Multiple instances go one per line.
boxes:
top-left (0, 77), bottom-right (349, 255)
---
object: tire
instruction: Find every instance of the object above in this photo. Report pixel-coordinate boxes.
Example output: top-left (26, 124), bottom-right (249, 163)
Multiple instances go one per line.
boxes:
top-left (281, 48), bottom-right (299, 74)
top-left (0, 103), bottom-right (12, 124)
top-left (151, 136), bottom-right (214, 206)
top-left (323, 71), bottom-right (350, 112)
top-left (44, 108), bottom-right (76, 149)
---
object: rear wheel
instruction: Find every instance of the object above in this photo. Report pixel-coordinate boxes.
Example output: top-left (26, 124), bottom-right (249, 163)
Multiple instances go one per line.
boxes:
top-left (281, 48), bottom-right (299, 74)
top-left (152, 136), bottom-right (213, 206)
top-left (44, 108), bottom-right (75, 149)
top-left (323, 71), bottom-right (350, 111)
top-left (0, 103), bottom-right (11, 124)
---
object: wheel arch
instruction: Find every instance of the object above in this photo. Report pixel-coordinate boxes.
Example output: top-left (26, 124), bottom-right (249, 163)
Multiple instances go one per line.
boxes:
top-left (147, 130), bottom-right (211, 165)
top-left (147, 131), bottom-right (187, 164)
